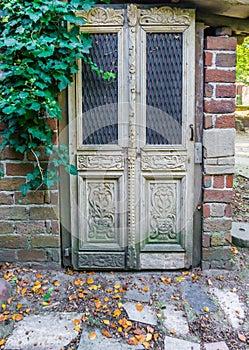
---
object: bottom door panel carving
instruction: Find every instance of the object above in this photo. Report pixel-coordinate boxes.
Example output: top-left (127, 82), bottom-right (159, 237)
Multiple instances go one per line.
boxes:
top-left (140, 177), bottom-right (185, 252)
top-left (78, 173), bottom-right (126, 251)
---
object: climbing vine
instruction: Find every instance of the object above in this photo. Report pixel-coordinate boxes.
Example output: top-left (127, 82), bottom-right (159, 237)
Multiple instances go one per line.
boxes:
top-left (0, 0), bottom-right (111, 195)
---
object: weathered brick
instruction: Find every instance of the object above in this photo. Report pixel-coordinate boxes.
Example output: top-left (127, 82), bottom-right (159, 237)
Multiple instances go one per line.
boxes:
top-left (203, 175), bottom-right (212, 188)
top-left (205, 69), bottom-right (236, 83)
top-left (211, 233), bottom-right (230, 247)
top-left (0, 222), bottom-right (13, 234)
top-left (29, 207), bottom-right (58, 220)
top-left (204, 165), bottom-right (234, 175)
top-left (46, 118), bottom-right (58, 131)
top-left (203, 218), bottom-right (232, 232)
top-left (216, 84), bottom-right (236, 98)
top-left (6, 163), bottom-right (34, 176)
top-left (0, 122), bottom-right (7, 131)
top-left (0, 235), bottom-right (27, 248)
top-left (211, 203), bottom-right (226, 217)
top-left (225, 204), bottom-right (232, 217)
top-left (46, 248), bottom-right (60, 263)
top-left (0, 178), bottom-right (25, 191)
top-left (15, 191), bottom-right (45, 205)
top-left (0, 147), bottom-right (24, 160)
top-left (27, 148), bottom-right (49, 161)
top-left (0, 249), bottom-right (17, 262)
top-left (202, 233), bottom-right (211, 247)
top-left (226, 175), bottom-right (233, 188)
top-left (51, 221), bottom-right (60, 234)
top-left (203, 129), bottom-right (235, 157)
top-left (204, 115), bottom-right (213, 129)
top-left (0, 207), bottom-right (28, 220)
top-left (202, 246), bottom-right (231, 261)
top-left (204, 52), bottom-right (213, 66)
top-left (204, 99), bottom-right (235, 114)
top-left (17, 250), bottom-right (46, 262)
top-left (205, 36), bottom-right (237, 51)
top-left (213, 175), bottom-right (225, 188)
top-left (216, 53), bottom-right (236, 67)
top-left (203, 189), bottom-right (233, 203)
top-left (203, 204), bottom-right (210, 218)
top-left (204, 83), bottom-right (213, 98)
top-left (215, 115), bottom-right (235, 128)
top-left (15, 222), bottom-right (46, 235)
top-left (0, 192), bottom-right (14, 205)
top-left (31, 235), bottom-right (60, 248)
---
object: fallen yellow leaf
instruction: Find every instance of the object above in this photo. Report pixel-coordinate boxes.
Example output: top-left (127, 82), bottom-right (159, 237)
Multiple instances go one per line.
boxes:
top-left (103, 319), bottom-right (110, 325)
top-left (88, 331), bottom-right (97, 340)
top-left (113, 309), bottom-right (121, 318)
top-left (136, 303), bottom-right (144, 312)
top-left (146, 333), bottom-right (152, 341)
top-left (74, 325), bottom-right (81, 331)
top-left (102, 330), bottom-right (112, 338)
top-left (12, 314), bottom-right (23, 322)
top-left (86, 278), bottom-right (94, 284)
top-left (203, 307), bottom-right (209, 312)
top-left (114, 283), bottom-right (120, 289)
top-left (0, 339), bottom-right (5, 346)
top-left (73, 318), bottom-right (80, 325)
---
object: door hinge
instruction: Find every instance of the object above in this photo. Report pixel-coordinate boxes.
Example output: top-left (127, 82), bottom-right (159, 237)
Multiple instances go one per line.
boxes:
top-left (64, 247), bottom-right (71, 257)
top-left (194, 142), bottom-right (202, 164)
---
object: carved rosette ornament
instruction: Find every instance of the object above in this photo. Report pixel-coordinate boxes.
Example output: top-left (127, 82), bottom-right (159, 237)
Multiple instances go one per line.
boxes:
top-left (77, 155), bottom-right (124, 170)
top-left (149, 184), bottom-right (177, 243)
top-left (77, 8), bottom-right (124, 26)
top-left (139, 7), bottom-right (191, 26)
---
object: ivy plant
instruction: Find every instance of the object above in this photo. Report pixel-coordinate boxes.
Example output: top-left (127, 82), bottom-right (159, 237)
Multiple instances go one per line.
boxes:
top-left (0, 0), bottom-right (111, 195)
top-left (236, 36), bottom-right (249, 85)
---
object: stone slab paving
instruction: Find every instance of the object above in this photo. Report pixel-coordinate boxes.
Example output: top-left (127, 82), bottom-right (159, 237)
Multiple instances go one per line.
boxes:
top-left (164, 336), bottom-right (200, 350)
top-left (162, 303), bottom-right (189, 335)
top-left (204, 341), bottom-right (229, 350)
top-left (125, 288), bottom-right (151, 303)
top-left (123, 302), bottom-right (157, 325)
top-left (182, 282), bottom-right (218, 315)
top-left (78, 328), bottom-right (144, 350)
top-left (232, 222), bottom-right (249, 247)
top-left (4, 312), bottom-right (81, 350)
top-left (211, 288), bottom-right (245, 329)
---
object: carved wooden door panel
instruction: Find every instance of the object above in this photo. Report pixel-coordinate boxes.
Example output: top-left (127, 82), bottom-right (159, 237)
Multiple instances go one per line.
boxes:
top-left (69, 5), bottom-right (195, 270)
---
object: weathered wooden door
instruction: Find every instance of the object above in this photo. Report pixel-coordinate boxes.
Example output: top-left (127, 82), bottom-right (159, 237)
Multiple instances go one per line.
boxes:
top-left (69, 5), bottom-right (195, 270)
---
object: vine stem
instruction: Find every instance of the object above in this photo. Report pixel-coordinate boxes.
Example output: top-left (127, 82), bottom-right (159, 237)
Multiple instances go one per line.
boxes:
top-left (31, 148), bottom-right (44, 182)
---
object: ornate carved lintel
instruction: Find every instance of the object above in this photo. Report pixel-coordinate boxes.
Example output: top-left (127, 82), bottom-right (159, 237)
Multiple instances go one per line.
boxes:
top-left (139, 7), bottom-right (192, 26)
top-left (77, 155), bottom-right (124, 170)
top-left (141, 154), bottom-right (186, 170)
top-left (77, 8), bottom-right (124, 26)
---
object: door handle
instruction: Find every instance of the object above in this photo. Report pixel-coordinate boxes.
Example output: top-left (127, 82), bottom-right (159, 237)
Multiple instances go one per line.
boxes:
top-left (189, 124), bottom-right (194, 141)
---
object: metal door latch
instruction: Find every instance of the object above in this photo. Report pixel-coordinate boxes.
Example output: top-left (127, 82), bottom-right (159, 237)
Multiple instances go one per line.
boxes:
top-left (194, 142), bottom-right (202, 164)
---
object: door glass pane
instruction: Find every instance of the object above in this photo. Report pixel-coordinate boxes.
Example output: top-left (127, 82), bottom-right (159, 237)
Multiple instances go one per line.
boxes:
top-left (146, 33), bottom-right (183, 145)
top-left (82, 33), bottom-right (118, 144)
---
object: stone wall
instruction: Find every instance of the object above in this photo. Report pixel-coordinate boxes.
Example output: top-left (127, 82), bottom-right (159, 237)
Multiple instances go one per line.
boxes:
top-left (202, 34), bottom-right (236, 269)
top-left (0, 119), bottom-right (61, 267)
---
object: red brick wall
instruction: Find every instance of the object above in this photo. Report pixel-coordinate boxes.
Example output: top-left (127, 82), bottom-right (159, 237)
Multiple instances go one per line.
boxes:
top-left (0, 120), bottom-right (60, 267)
top-left (202, 34), bottom-right (236, 269)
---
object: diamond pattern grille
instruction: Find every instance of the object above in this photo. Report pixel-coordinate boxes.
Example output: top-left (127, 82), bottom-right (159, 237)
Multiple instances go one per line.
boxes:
top-left (146, 33), bottom-right (183, 145)
top-left (82, 34), bottom-right (118, 144)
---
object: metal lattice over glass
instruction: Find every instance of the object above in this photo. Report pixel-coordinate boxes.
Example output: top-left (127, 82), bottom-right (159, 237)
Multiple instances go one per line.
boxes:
top-left (82, 34), bottom-right (118, 144)
top-left (146, 33), bottom-right (183, 145)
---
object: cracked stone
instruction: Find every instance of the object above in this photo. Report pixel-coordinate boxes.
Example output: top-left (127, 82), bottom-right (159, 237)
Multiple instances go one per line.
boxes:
top-left (211, 288), bottom-right (245, 329)
top-left (78, 328), bottom-right (144, 350)
top-left (123, 302), bottom-right (157, 325)
top-left (4, 312), bottom-right (81, 350)
top-left (182, 282), bottom-right (218, 315)
top-left (162, 303), bottom-right (189, 335)
top-left (164, 336), bottom-right (200, 350)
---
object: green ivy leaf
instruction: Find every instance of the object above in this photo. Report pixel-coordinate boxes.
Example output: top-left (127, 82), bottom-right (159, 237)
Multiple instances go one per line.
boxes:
top-left (65, 164), bottom-right (78, 175)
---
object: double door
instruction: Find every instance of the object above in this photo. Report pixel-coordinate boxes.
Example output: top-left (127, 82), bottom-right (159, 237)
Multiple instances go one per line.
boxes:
top-left (69, 4), bottom-right (195, 269)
